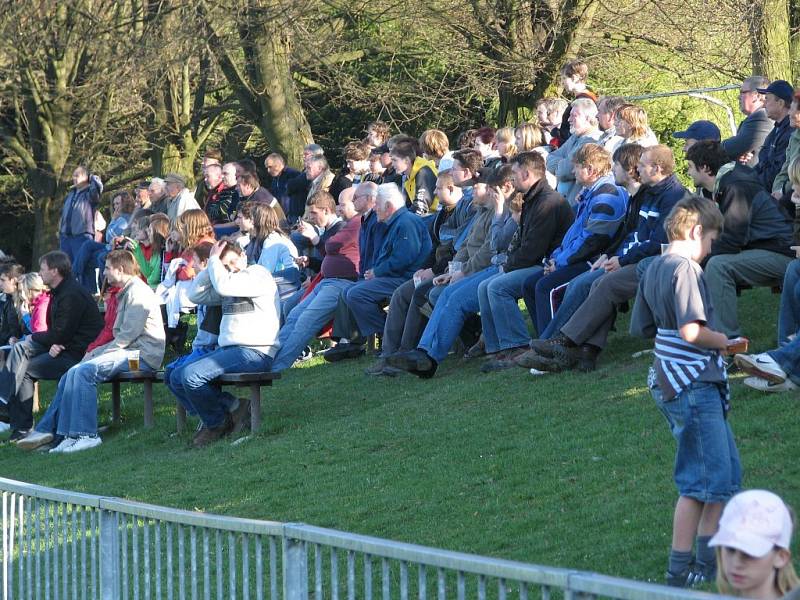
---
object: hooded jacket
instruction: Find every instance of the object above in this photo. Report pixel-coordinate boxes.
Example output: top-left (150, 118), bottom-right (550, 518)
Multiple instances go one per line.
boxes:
top-left (402, 157), bottom-right (438, 215)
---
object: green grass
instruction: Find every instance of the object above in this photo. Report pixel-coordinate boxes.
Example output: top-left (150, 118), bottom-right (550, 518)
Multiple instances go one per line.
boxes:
top-left (1, 288), bottom-right (798, 584)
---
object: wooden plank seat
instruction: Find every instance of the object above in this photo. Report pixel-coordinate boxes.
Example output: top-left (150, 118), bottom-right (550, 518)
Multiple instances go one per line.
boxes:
top-left (109, 370), bottom-right (160, 428)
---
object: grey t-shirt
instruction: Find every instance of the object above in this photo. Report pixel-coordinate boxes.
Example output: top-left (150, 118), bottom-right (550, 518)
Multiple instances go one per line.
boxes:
top-left (630, 253), bottom-right (725, 385)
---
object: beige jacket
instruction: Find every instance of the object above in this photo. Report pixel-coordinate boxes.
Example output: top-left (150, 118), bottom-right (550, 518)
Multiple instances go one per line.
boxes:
top-left (84, 276), bottom-right (166, 369)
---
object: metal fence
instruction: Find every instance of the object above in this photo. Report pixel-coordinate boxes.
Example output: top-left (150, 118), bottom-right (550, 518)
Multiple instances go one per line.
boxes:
top-left (1, 477), bottom-right (732, 600)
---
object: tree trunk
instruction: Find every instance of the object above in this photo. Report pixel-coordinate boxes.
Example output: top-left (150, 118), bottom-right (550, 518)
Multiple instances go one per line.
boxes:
top-left (749, 0), bottom-right (793, 81)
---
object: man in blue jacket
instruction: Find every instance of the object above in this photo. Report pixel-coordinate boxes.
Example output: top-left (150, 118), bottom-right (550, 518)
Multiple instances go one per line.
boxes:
top-left (343, 184), bottom-right (432, 342)
top-left (754, 79), bottom-right (793, 190)
top-left (59, 166), bottom-right (102, 263)
top-left (722, 76), bottom-right (773, 167)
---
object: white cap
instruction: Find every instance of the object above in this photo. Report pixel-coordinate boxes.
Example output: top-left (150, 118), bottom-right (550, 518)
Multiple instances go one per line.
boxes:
top-left (709, 490), bottom-right (793, 557)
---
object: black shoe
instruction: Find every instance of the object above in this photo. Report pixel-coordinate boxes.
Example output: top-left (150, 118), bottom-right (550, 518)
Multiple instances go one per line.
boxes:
top-left (576, 345), bottom-right (600, 372)
top-left (323, 341), bottom-right (366, 362)
top-left (9, 429), bottom-right (30, 443)
top-left (528, 334), bottom-right (573, 358)
top-left (386, 350), bottom-right (437, 378)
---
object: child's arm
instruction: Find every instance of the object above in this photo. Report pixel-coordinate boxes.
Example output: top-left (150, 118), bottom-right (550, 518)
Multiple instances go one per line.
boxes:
top-left (679, 321), bottom-right (728, 350)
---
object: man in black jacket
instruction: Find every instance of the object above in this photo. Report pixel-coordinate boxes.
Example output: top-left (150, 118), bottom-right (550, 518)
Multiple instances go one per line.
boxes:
top-left (687, 141), bottom-right (794, 337)
top-left (754, 80), bottom-right (793, 191)
top-left (0, 251), bottom-right (103, 440)
top-left (722, 76), bottom-right (773, 167)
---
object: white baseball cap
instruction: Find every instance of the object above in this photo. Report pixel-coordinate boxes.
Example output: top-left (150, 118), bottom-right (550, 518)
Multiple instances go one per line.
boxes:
top-left (709, 490), bottom-right (793, 557)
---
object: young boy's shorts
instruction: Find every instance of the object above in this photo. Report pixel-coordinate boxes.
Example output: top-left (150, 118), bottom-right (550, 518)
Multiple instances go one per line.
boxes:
top-left (651, 380), bottom-right (742, 502)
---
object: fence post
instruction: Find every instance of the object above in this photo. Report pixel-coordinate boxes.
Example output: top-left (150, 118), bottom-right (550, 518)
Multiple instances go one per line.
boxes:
top-left (99, 509), bottom-right (120, 599)
top-left (282, 528), bottom-right (308, 600)
top-left (2, 492), bottom-right (7, 600)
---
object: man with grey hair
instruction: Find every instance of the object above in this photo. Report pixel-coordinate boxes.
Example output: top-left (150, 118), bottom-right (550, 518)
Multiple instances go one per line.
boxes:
top-left (327, 184), bottom-right (431, 359)
top-left (546, 97), bottom-right (602, 205)
top-left (163, 173), bottom-right (200, 222)
top-left (305, 156), bottom-right (334, 200)
top-left (721, 76), bottom-right (773, 167)
top-left (148, 177), bottom-right (168, 214)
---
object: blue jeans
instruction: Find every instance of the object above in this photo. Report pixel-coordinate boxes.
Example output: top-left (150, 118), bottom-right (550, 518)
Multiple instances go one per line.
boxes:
top-left (169, 346), bottom-right (273, 429)
top-left (272, 279), bottom-right (355, 372)
top-left (35, 349), bottom-right (152, 438)
top-left (768, 339), bottom-right (800, 386)
top-left (345, 276), bottom-right (407, 337)
top-left (778, 259), bottom-right (800, 346)
top-left (651, 381), bottom-right (741, 503)
top-left (522, 262), bottom-right (590, 336)
top-left (479, 266), bottom-right (541, 353)
top-left (539, 268), bottom-right (605, 340)
top-left (59, 234), bottom-right (93, 265)
top-left (418, 266), bottom-right (499, 362)
top-left (164, 346), bottom-right (226, 417)
top-left (73, 240), bottom-right (109, 293)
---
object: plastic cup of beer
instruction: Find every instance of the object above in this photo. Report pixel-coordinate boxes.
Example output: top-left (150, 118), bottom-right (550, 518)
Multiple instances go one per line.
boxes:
top-left (448, 261), bottom-right (463, 275)
top-left (128, 350), bottom-right (140, 372)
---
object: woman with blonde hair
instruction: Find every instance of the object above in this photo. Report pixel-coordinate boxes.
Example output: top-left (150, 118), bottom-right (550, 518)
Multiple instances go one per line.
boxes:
top-left (419, 129), bottom-right (451, 168)
top-left (613, 104), bottom-right (658, 150)
top-left (169, 209), bottom-right (215, 282)
top-left (15, 272), bottom-right (50, 334)
top-left (494, 127), bottom-right (518, 163)
top-left (514, 122), bottom-right (544, 152)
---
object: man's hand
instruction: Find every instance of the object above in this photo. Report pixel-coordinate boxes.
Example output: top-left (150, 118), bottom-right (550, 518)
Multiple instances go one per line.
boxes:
top-left (364, 269), bottom-right (374, 280)
top-left (603, 256), bottom-right (621, 272)
top-left (209, 240), bottom-right (226, 258)
top-left (297, 220), bottom-right (316, 240)
top-left (432, 273), bottom-right (451, 286)
top-left (294, 256), bottom-right (310, 268)
top-left (590, 254), bottom-right (607, 271)
top-left (543, 259), bottom-right (556, 275)
top-left (792, 191), bottom-right (800, 206)
top-left (49, 344), bottom-right (65, 358)
top-left (738, 152), bottom-right (754, 164)
top-left (414, 268), bottom-right (434, 281)
top-left (449, 270), bottom-right (465, 284)
top-left (772, 190), bottom-right (783, 201)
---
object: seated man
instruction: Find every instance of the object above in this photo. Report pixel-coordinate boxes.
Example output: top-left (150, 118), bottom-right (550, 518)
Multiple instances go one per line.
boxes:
top-left (338, 184), bottom-right (431, 350)
top-left (167, 241), bottom-right (280, 447)
top-left (367, 167), bottom-right (494, 376)
top-left (546, 97), bottom-right (602, 206)
top-left (518, 144), bottom-right (686, 372)
top-left (754, 79), bottom-right (793, 191)
top-left (687, 140), bottom-right (794, 338)
top-left (17, 250), bottom-right (165, 453)
top-left (0, 251), bottom-right (103, 441)
top-left (388, 152), bottom-right (571, 378)
top-left (721, 76), bottom-right (772, 167)
top-left (520, 144), bottom-right (628, 339)
top-left (269, 189), bottom-right (361, 372)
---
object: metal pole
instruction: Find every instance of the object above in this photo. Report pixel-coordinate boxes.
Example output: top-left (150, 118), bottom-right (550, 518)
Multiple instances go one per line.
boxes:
top-left (282, 536), bottom-right (308, 600)
top-left (100, 510), bottom-right (120, 600)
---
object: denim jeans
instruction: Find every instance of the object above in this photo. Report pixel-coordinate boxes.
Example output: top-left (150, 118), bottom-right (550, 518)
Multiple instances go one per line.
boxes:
top-left (418, 266), bottom-right (499, 362)
top-left (651, 381), bottom-right (741, 503)
top-left (169, 346), bottom-right (273, 429)
top-left (73, 240), bottom-right (108, 293)
top-left (345, 276), bottom-right (407, 337)
top-left (478, 266), bottom-right (541, 353)
top-left (35, 349), bottom-right (153, 438)
top-left (768, 339), bottom-right (800, 386)
top-left (271, 278), bottom-right (355, 372)
top-left (521, 262), bottom-right (590, 336)
top-left (778, 259), bottom-right (800, 346)
top-left (59, 234), bottom-right (93, 265)
top-left (539, 268), bottom-right (605, 340)
top-left (164, 346), bottom-right (225, 417)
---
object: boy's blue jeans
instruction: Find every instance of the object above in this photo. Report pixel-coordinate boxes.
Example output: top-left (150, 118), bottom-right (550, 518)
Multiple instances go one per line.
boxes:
top-left (651, 380), bottom-right (741, 503)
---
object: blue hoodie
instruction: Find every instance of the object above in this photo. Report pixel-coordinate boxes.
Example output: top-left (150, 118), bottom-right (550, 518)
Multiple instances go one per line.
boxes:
top-left (551, 175), bottom-right (629, 268)
top-left (372, 207), bottom-right (432, 279)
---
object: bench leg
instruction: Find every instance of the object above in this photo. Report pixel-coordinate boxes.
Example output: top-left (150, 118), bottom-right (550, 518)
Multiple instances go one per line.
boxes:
top-left (143, 381), bottom-right (154, 428)
top-left (176, 403), bottom-right (186, 434)
top-left (249, 384), bottom-right (261, 432)
top-left (112, 381), bottom-right (121, 425)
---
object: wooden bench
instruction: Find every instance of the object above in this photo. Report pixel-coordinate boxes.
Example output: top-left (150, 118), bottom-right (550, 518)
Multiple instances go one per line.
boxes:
top-left (165, 371), bottom-right (280, 434)
top-left (109, 370), bottom-right (280, 434)
top-left (109, 370), bottom-right (161, 428)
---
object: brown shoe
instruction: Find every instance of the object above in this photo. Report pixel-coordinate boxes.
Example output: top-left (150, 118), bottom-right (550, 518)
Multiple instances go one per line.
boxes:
top-left (528, 334), bottom-right (573, 358)
top-left (480, 347), bottom-right (527, 373)
top-left (229, 398), bottom-right (252, 435)
top-left (514, 348), bottom-right (546, 369)
top-left (192, 415), bottom-right (234, 448)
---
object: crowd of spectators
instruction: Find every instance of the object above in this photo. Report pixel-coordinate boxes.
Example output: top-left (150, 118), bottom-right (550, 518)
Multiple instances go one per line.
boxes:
top-left (2, 59), bottom-right (800, 593)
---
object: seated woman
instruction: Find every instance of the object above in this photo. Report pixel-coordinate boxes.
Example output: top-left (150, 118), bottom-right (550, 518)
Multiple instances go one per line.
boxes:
top-left (247, 203), bottom-right (300, 302)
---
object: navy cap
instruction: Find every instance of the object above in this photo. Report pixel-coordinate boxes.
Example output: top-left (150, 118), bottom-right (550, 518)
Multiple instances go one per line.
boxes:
top-left (756, 80), bottom-right (794, 105)
top-left (672, 120), bottom-right (721, 142)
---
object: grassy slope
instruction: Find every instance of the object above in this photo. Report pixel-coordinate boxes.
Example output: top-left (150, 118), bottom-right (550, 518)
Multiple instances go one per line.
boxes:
top-left (1, 288), bottom-right (798, 583)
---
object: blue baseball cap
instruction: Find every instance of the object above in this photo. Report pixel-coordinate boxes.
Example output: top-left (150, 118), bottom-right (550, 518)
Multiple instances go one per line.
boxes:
top-left (756, 80), bottom-right (794, 105)
top-left (672, 120), bottom-right (721, 142)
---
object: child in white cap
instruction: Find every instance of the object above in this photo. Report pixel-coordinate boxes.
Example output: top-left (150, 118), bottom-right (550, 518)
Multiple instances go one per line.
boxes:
top-left (710, 489), bottom-right (799, 599)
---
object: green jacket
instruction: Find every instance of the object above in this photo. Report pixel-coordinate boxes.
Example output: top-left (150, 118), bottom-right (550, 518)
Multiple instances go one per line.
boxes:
top-left (133, 242), bottom-right (163, 289)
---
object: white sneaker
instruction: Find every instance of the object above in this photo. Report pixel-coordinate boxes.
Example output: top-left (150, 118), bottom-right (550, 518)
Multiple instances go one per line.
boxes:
top-left (734, 353), bottom-right (787, 383)
top-left (16, 430), bottom-right (54, 451)
top-left (743, 376), bottom-right (798, 393)
top-left (61, 435), bottom-right (102, 453)
top-left (49, 437), bottom-right (78, 453)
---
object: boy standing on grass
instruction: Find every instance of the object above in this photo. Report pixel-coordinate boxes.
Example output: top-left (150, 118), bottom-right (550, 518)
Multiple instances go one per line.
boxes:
top-left (630, 196), bottom-right (742, 588)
